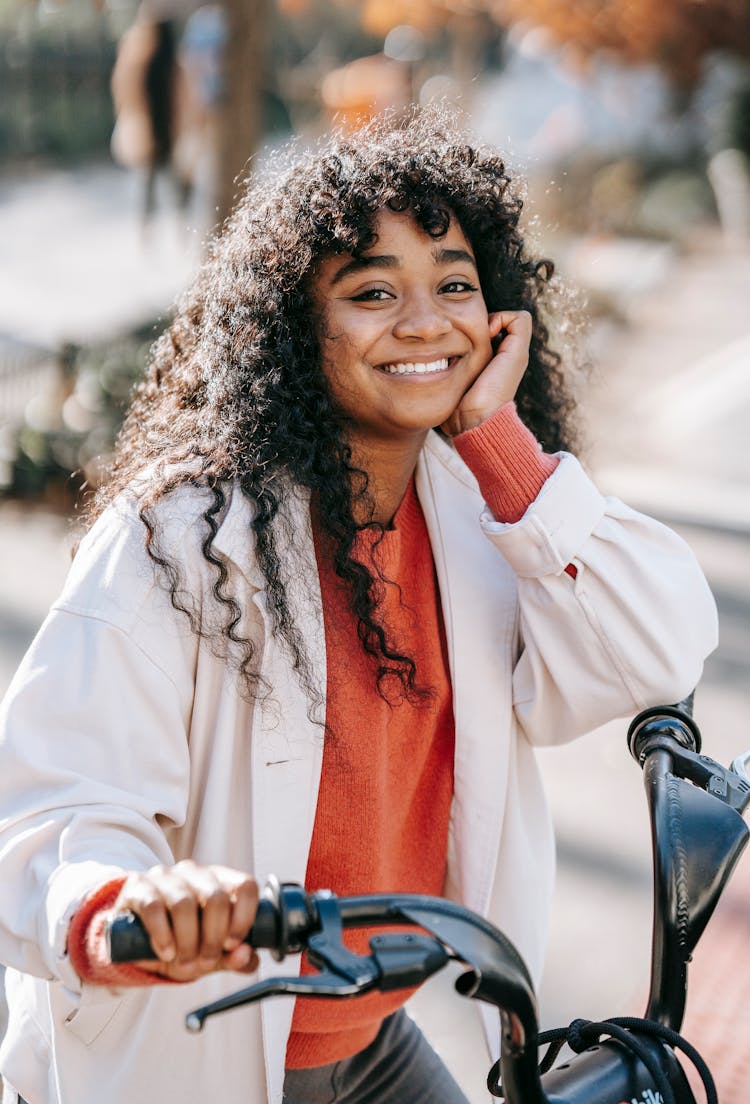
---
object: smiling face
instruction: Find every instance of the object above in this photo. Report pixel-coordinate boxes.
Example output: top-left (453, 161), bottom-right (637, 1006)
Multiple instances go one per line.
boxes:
top-left (312, 207), bottom-right (493, 458)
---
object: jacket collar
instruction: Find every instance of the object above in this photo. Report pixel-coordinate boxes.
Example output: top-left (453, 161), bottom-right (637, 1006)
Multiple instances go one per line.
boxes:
top-left (211, 479), bottom-right (312, 592)
top-left (210, 431), bottom-right (469, 585)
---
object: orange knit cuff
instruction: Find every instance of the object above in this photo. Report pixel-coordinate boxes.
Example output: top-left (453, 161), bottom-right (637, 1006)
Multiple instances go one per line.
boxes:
top-left (453, 402), bottom-right (559, 523)
top-left (67, 876), bottom-right (177, 988)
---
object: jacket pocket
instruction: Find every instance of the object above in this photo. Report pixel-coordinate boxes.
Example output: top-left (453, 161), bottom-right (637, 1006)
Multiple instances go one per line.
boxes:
top-left (58, 984), bottom-right (124, 1046)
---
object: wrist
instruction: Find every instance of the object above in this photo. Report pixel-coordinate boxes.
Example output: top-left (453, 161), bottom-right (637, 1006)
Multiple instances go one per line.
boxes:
top-left (453, 411), bottom-right (488, 435)
top-left (446, 403), bottom-right (503, 437)
top-left (454, 403), bottom-right (559, 522)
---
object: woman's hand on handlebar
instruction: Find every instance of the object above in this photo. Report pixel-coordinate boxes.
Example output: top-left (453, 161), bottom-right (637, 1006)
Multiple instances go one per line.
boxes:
top-left (114, 860), bottom-right (259, 981)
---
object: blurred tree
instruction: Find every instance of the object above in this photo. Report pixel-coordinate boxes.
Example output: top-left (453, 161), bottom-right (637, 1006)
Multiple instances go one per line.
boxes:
top-left (362, 0), bottom-right (503, 79)
top-left (493, 0), bottom-right (750, 90)
top-left (209, 0), bottom-right (505, 214)
top-left (217, 0), bottom-right (269, 224)
top-left (359, 0), bottom-right (443, 35)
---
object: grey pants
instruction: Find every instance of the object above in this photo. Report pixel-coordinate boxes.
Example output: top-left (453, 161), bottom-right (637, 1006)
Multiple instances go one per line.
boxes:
top-left (282, 1010), bottom-right (471, 1104)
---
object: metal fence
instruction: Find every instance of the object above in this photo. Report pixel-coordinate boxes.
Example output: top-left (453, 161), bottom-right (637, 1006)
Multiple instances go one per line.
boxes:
top-left (0, 322), bottom-right (162, 497)
top-left (0, 33), bottom-right (116, 162)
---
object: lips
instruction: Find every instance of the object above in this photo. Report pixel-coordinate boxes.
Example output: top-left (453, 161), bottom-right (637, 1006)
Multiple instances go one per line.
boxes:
top-left (378, 357), bottom-right (454, 376)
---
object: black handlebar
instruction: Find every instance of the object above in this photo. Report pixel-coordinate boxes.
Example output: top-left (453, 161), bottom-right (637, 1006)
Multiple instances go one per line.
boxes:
top-left (106, 704), bottom-right (750, 1104)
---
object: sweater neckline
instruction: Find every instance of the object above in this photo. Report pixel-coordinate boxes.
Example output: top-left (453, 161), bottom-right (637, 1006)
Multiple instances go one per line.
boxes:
top-left (356, 475), bottom-right (422, 540)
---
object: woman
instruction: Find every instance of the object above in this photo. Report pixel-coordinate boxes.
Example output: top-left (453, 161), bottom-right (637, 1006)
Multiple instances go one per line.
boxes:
top-left (0, 112), bottom-right (717, 1104)
top-left (110, 14), bottom-right (193, 230)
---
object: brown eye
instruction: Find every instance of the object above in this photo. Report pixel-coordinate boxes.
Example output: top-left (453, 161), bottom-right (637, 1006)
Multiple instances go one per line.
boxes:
top-left (350, 288), bottom-right (393, 302)
top-left (440, 280), bottom-right (478, 294)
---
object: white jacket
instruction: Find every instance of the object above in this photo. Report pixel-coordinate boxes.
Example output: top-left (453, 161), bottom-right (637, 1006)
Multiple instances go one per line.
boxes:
top-left (0, 434), bottom-right (717, 1104)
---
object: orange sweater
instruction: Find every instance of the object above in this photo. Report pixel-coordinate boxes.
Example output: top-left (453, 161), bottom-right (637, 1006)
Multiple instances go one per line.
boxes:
top-left (285, 478), bottom-right (455, 1067)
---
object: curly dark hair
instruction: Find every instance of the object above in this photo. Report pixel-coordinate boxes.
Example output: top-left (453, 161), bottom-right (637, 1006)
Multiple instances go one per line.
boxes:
top-left (87, 107), bottom-right (582, 706)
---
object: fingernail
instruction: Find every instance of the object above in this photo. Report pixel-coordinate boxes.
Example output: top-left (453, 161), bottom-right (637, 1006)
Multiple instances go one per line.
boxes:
top-left (235, 944), bottom-right (251, 967)
top-left (160, 947), bottom-right (176, 962)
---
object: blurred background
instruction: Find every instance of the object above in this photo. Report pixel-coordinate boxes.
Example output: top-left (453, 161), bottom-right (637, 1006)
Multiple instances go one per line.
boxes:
top-left (1, 0), bottom-right (749, 1100)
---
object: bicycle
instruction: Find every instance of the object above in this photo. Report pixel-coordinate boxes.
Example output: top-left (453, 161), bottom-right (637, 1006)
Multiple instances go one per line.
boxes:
top-left (108, 698), bottom-right (750, 1104)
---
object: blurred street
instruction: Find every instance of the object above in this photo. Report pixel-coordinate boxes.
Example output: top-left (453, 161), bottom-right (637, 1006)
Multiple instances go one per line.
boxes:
top-left (0, 165), bottom-right (202, 348)
top-left (1, 163), bottom-right (749, 1102)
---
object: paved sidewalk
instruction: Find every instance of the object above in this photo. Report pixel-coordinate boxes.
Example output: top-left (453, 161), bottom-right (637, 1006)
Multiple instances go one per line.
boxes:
top-left (579, 230), bottom-right (750, 534)
top-left (0, 164), bottom-right (202, 349)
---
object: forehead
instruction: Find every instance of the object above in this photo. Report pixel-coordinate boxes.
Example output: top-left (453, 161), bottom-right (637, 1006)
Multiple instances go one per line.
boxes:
top-left (316, 207), bottom-right (476, 285)
top-left (365, 207), bottom-right (472, 251)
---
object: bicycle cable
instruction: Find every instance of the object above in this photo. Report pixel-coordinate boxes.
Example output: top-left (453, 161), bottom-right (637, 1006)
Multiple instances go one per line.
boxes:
top-left (486, 1015), bottom-right (717, 1104)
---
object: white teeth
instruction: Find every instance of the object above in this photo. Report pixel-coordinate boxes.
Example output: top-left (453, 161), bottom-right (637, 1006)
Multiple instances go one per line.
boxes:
top-left (381, 358), bottom-right (450, 375)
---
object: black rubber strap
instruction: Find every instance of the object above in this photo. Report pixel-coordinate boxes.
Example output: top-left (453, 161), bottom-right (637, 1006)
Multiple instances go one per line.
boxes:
top-left (487, 1014), bottom-right (717, 1103)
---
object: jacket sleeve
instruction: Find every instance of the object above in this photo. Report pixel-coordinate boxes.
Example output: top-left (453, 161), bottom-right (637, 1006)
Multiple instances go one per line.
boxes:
top-left (0, 497), bottom-right (203, 991)
top-left (481, 453), bottom-right (719, 745)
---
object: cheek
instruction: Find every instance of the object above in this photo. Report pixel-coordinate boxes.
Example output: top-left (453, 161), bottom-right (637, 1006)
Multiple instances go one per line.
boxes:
top-left (320, 336), bottom-right (363, 410)
top-left (321, 331), bottom-right (354, 379)
top-left (468, 314), bottom-right (493, 371)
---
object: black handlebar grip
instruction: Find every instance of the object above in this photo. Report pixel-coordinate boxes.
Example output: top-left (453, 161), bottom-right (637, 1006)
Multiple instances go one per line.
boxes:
top-left (107, 910), bottom-right (153, 962)
top-left (245, 897), bottom-right (280, 949)
top-left (108, 896), bottom-right (280, 963)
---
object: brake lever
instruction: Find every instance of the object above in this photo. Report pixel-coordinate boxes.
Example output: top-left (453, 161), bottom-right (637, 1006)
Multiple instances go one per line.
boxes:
top-left (730, 750), bottom-right (750, 810)
top-left (641, 736), bottom-right (750, 814)
top-left (186, 971), bottom-right (370, 1032)
top-left (679, 747), bottom-right (750, 814)
top-left (304, 893), bottom-right (381, 985)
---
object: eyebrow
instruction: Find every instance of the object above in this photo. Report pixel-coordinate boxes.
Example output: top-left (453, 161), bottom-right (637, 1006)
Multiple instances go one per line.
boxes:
top-left (330, 245), bottom-right (477, 285)
top-left (434, 247), bottom-right (477, 268)
top-left (331, 255), bottom-right (398, 284)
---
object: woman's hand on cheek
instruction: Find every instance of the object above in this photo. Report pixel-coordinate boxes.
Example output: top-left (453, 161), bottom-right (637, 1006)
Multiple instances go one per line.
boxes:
top-left (115, 860), bottom-right (260, 982)
top-left (441, 310), bottom-right (532, 437)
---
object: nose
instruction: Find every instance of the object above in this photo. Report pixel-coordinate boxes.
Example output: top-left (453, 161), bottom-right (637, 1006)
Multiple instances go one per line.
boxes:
top-left (392, 291), bottom-right (452, 342)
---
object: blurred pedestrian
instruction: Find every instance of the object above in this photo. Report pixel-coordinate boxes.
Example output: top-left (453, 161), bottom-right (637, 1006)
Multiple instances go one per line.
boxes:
top-left (0, 109), bottom-right (718, 1104)
top-left (172, 4), bottom-right (227, 213)
top-left (110, 7), bottom-right (193, 232)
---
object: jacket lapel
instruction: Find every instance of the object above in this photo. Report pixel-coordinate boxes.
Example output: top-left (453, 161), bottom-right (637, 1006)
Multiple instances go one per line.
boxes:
top-left (417, 433), bottom-right (519, 918)
top-left (214, 482), bottom-right (326, 1104)
top-left (214, 483), bottom-right (326, 877)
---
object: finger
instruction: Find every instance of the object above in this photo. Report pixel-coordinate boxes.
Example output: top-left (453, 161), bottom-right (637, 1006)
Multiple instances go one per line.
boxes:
top-left (132, 956), bottom-right (216, 983)
top-left (221, 942), bottom-right (259, 974)
top-left (183, 869), bottom-right (232, 965)
top-left (135, 943), bottom-right (257, 982)
top-left (491, 310), bottom-right (531, 350)
top-left (212, 869), bottom-right (259, 951)
top-left (489, 309), bottom-right (531, 333)
top-left (157, 872), bottom-right (201, 963)
top-left (116, 871), bottom-right (176, 964)
top-left (488, 310), bottom-right (508, 340)
top-left (489, 317), bottom-right (531, 382)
